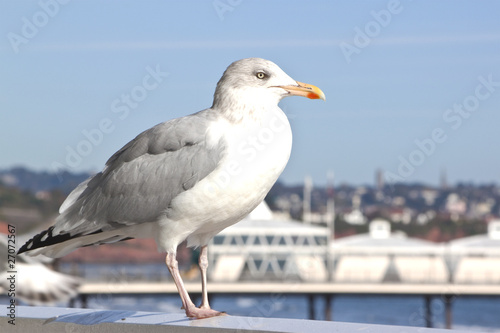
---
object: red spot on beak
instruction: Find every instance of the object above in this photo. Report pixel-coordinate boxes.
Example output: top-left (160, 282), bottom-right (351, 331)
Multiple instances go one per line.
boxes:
top-left (307, 92), bottom-right (320, 99)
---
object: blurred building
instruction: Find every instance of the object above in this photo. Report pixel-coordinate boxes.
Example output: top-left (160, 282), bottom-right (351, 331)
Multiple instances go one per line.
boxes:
top-left (209, 205), bottom-right (500, 285)
top-left (330, 220), bottom-right (448, 283)
top-left (209, 201), bottom-right (329, 282)
top-left (448, 220), bottom-right (500, 284)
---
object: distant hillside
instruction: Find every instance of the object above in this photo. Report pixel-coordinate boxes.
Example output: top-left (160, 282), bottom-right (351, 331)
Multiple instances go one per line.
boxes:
top-left (0, 167), bottom-right (91, 194)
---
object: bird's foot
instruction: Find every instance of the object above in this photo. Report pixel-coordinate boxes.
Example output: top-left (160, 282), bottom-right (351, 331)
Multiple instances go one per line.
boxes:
top-left (181, 303), bottom-right (211, 310)
top-left (185, 306), bottom-right (226, 319)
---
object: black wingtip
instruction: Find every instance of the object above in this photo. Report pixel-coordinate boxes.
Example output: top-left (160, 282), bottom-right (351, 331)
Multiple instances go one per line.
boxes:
top-left (18, 226), bottom-right (73, 255)
top-left (17, 226), bottom-right (136, 256)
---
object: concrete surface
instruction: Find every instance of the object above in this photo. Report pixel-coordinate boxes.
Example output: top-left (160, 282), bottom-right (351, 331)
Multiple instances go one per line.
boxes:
top-left (1, 305), bottom-right (475, 333)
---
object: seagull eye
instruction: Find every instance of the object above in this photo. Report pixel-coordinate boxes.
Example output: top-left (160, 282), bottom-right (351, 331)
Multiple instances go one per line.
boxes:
top-left (256, 72), bottom-right (267, 79)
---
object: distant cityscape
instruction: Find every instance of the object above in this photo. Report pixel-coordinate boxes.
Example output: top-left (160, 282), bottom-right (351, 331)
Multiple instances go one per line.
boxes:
top-left (266, 169), bottom-right (499, 241)
top-left (1, 166), bottom-right (499, 241)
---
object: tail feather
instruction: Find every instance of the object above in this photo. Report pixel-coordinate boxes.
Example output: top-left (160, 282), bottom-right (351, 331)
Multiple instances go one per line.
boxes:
top-left (18, 226), bottom-right (75, 255)
top-left (18, 226), bottom-right (135, 258)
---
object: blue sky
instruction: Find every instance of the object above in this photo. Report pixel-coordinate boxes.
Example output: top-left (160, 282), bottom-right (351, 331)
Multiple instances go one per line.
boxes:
top-left (1, 0), bottom-right (499, 186)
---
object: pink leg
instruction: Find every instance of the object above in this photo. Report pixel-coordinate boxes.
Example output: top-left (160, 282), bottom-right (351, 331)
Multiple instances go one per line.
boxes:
top-left (199, 245), bottom-right (210, 309)
top-left (166, 252), bottom-right (224, 319)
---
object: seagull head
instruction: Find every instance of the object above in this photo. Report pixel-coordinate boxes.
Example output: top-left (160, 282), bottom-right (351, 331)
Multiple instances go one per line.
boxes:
top-left (212, 58), bottom-right (325, 115)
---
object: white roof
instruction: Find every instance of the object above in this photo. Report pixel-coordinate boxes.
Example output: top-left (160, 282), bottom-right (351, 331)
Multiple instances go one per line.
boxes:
top-left (448, 234), bottom-right (500, 248)
top-left (219, 201), bottom-right (329, 236)
top-left (331, 233), bottom-right (435, 248)
top-left (449, 221), bottom-right (500, 249)
top-left (330, 220), bottom-right (442, 254)
top-left (221, 218), bottom-right (329, 236)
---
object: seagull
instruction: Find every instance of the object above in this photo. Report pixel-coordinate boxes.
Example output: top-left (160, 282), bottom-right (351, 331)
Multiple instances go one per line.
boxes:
top-left (18, 58), bottom-right (325, 319)
top-left (0, 234), bottom-right (80, 305)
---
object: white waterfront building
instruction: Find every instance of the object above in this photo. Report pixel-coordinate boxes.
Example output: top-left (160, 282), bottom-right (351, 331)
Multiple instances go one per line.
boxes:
top-left (448, 220), bottom-right (500, 284)
top-left (209, 201), bottom-right (330, 282)
top-left (330, 220), bottom-right (448, 283)
top-left (209, 204), bottom-right (500, 285)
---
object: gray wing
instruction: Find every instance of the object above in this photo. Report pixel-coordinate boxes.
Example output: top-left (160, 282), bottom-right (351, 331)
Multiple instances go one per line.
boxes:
top-left (53, 110), bottom-right (224, 236)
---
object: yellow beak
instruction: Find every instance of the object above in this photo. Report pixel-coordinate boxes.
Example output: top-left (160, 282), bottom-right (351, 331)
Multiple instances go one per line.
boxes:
top-left (276, 81), bottom-right (326, 101)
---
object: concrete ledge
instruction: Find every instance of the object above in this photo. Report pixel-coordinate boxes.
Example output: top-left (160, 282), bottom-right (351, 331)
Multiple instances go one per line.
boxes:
top-left (1, 306), bottom-right (472, 333)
